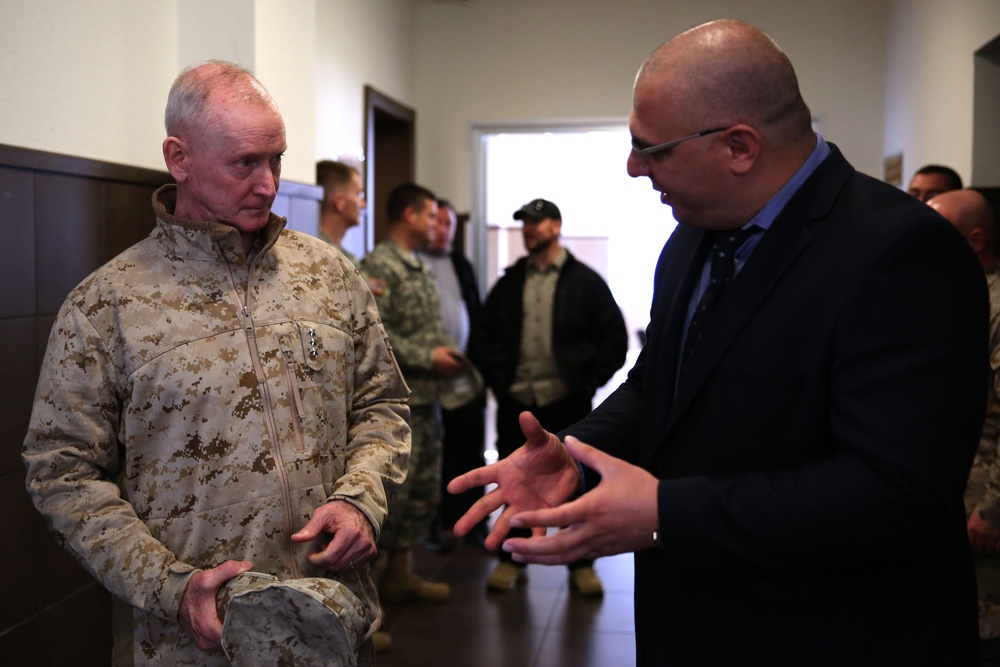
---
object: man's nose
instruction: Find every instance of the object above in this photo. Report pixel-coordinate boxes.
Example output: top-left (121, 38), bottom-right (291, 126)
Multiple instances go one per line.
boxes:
top-left (626, 150), bottom-right (649, 178)
top-left (255, 168), bottom-right (278, 197)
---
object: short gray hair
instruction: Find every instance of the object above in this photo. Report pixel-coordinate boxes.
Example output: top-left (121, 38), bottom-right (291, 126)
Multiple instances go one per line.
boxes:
top-left (164, 60), bottom-right (270, 137)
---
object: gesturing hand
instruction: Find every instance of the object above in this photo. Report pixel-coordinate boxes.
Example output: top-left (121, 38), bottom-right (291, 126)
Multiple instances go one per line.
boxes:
top-left (448, 411), bottom-right (582, 550)
top-left (502, 436), bottom-right (660, 565)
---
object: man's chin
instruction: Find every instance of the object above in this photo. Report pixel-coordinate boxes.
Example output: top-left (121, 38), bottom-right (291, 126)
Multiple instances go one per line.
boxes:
top-left (230, 210), bottom-right (272, 232)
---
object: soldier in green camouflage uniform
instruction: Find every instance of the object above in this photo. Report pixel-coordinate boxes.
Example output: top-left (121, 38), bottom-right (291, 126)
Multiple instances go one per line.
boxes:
top-left (361, 183), bottom-right (464, 603)
top-left (22, 62), bottom-right (409, 667)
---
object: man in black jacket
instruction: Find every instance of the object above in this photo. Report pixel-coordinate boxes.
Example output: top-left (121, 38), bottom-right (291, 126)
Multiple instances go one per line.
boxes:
top-left (481, 198), bottom-right (628, 595)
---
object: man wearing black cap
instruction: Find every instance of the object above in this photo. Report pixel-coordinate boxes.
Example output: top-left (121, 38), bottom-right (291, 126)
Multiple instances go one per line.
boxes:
top-left (480, 198), bottom-right (628, 594)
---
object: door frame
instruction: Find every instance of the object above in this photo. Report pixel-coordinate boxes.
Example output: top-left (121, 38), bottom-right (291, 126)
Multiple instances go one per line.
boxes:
top-left (364, 86), bottom-right (416, 251)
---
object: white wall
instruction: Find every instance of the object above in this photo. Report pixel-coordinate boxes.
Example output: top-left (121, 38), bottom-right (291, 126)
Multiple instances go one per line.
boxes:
top-left (412, 0), bottom-right (892, 211)
top-left (1, 1), bottom-right (997, 196)
top-left (0, 1), bottom-right (178, 171)
top-left (178, 0), bottom-right (256, 68)
top-left (884, 0), bottom-right (1000, 187)
top-left (314, 0), bottom-right (416, 164)
top-left (0, 0), bottom-right (328, 183)
top-left (256, 0), bottom-right (317, 182)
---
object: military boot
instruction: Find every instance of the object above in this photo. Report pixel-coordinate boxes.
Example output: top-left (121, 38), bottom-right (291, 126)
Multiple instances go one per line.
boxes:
top-left (372, 630), bottom-right (392, 653)
top-left (380, 549), bottom-right (451, 603)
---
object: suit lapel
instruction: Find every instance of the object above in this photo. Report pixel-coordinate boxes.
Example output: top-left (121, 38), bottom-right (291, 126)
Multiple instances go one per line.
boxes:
top-left (667, 215), bottom-right (814, 423)
top-left (652, 146), bottom-right (855, 454)
top-left (636, 225), bottom-right (712, 466)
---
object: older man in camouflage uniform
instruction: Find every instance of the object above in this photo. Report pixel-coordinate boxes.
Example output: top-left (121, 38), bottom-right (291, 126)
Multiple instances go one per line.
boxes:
top-left (22, 62), bottom-right (410, 667)
top-left (361, 183), bottom-right (462, 603)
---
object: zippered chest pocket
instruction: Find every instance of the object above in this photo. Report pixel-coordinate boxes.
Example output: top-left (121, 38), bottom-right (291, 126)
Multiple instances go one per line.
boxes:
top-left (273, 321), bottom-right (352, 458)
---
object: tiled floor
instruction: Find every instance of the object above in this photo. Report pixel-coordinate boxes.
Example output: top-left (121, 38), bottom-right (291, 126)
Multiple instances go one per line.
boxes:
top-left (376, 542), bottom-right (636, 667)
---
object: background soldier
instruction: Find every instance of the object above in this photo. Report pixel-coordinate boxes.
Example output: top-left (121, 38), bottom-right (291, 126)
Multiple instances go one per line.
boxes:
top-left (361, 182), bottom-right (462, 604)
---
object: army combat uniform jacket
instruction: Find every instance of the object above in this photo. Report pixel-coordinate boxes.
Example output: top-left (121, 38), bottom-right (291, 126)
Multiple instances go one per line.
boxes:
top-left (23, 185), bottom-right (411, 666)
top-left (361, 240), bottom-right (455, 406)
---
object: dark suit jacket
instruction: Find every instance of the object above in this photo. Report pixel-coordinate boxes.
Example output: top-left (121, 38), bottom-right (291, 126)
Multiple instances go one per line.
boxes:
top-left (566, 147), bottom-right (989, 666)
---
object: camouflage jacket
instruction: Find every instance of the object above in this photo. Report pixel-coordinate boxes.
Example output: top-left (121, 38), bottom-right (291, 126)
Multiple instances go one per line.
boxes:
top-left (23, 185), bottom-right (410, 666)
top-left (318, 229), bottom-right (361, 269)
top-left (966, 269), bottom-right (1000, 639)
top-left (967, 269), bottom-right (1000, 524)
top-left (360, 240), bottom-right (455, 406)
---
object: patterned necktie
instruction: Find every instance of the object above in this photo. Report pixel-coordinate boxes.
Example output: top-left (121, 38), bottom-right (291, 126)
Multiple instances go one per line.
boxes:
top-left (680, 226), bottom-right (760, 376)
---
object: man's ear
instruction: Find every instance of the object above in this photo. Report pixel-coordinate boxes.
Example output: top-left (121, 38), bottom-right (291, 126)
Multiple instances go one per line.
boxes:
top-left (330, 191), bottom-right (347, 213)
top-left (726, 125), bottom-right (760, 176)
top-left (162, 136), bottom-right (189, 182)
top-left (967, 227), bottom-right (988, 255)
top-left (402, 204), bottom-right (418, 226)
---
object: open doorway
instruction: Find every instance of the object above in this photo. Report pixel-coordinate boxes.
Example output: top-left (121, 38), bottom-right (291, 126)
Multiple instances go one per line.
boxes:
top-left (471, 123), bottom-right (679, 449)
top-left (472, 123), bottom-right (677, 364)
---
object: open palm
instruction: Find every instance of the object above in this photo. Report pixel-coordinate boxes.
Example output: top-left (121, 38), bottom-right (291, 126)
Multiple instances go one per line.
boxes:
top-left (448, 411), bottom-right (581, 550)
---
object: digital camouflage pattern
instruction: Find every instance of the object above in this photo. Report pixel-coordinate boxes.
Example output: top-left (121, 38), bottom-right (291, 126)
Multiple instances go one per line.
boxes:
top-left (360, 241), bottom-right (455, 407)
top-left (967, 270), bottom-right (1000, 639)
top-left (361, 241), bottom-right (453, 548)
top-left (23, 185), bottom-right (410, 666)
top-left (377, 405), bottom-right (442, 549)
top-left (218, 571), bottom-right (372, 667)
top-left (318, 230), bottom-right (361, 270)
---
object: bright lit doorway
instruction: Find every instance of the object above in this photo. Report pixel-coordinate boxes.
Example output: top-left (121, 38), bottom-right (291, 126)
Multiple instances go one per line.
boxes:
top-left (470, 122), bottom-right (679, 450)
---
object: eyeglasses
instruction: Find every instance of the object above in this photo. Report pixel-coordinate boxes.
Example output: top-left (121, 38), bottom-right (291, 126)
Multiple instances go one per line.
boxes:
top-left (631, 127), bottom-right (728, 159)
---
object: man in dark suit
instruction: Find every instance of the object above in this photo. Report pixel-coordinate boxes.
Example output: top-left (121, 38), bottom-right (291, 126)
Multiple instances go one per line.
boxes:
top-left (450, 19), bottom-right (988, 666)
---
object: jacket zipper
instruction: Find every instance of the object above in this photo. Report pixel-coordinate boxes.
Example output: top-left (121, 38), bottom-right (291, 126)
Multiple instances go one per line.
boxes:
top-left (219, 243), bottom-right (302, 579)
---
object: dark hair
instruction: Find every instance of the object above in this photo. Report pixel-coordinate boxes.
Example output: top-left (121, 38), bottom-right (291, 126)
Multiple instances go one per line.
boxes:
top-left (436, 198), bottom-right (455, 211)
top-left (387, 182), bottom-right (436, 222)
top-left (914, 164), bottom-right (963, 190)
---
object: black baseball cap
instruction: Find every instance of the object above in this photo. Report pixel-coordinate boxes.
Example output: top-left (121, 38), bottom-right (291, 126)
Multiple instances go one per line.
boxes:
top-left (513, 198), bottom-right (561, 221)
